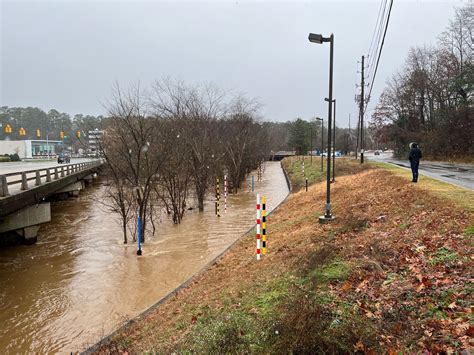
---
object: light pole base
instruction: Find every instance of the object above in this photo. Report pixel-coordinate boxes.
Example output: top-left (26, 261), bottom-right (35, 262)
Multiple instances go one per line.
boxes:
top-left (137, 249), bottom-right (142, 256)
top-left (319, 215), bottom-right (336, 224)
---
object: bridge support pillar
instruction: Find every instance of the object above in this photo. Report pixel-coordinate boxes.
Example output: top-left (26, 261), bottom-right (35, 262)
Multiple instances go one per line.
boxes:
top-left (83, 174), bottom-right (94, 185)
top-left (55, 181), bottom-right (85, 197)
top-left (0, 203), bottom-right (51, 244)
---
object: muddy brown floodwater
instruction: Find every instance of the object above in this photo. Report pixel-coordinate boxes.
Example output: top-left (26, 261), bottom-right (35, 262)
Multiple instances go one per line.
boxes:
top-left (0, 161), bottom-right (289, 353)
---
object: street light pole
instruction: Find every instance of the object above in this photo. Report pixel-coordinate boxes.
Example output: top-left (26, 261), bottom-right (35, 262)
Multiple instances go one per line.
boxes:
top-left (310, 126), bottom-right (313, 165)
top-left (325, 98), bottom-right (336, 183)
top-left (308, 32), bottom-right (335, 222)
top-left (316, 117), bottom-right (323, 172)
top-left (333, 99), bottom-right (336, 182)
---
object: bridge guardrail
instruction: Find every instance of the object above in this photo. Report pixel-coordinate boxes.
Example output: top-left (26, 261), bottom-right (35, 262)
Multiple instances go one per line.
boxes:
top-left (0, 161), bottom-right (102, 197)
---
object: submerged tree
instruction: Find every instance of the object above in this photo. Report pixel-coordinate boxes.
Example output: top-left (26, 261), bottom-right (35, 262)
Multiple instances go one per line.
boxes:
top-left (102, 82), bottom-right (170, 243)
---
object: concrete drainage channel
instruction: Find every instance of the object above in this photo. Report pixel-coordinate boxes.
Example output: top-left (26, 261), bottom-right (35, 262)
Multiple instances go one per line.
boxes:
top-left (82, 162), bottom-right (292, 354)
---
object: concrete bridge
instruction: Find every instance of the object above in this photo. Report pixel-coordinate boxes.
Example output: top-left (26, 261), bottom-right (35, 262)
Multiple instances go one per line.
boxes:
top-left (0, 160), bottom-right (103, 244)
top-left (269, 151), bottom-right (296, 161)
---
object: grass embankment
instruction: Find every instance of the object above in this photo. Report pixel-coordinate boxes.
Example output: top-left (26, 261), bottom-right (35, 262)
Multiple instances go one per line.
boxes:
top-left (95, 157), bottom-right (473, 353)
top-left (372, 161), bottom-right (474, 212)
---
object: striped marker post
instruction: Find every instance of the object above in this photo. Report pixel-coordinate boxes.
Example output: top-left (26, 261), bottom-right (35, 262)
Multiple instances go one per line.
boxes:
top-left (302, 160), bottom-right (305, 176)
top-left (216, 177), bottom-right (220, 217)
top-left (224, 174), bottom-right (227, 213)
top-left (256, 193), bottom-right (261, 260)
top-left (262, 196), bottom-right (267, 255)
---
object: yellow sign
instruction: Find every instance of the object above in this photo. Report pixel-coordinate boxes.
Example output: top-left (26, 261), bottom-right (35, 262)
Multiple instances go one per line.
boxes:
top-left (4, 124), bottom-right (12, 134)
top-left (76, 131), bottom-right (81, 138)
top-left (36, 128), bottom-right (41, 138)
top-left (60, 131), bottom-right (64, 139)
top-left (19, 127), bottom-right (26, 136)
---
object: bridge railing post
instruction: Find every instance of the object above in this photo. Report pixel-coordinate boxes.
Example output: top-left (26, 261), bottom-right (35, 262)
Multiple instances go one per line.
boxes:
top-left (21, 172), bottom-right (28, 190)
top-left (35, 170), bottom-right (41, 186)
top-left (55, 167), bottom-right (59, 180)
top-left (0, 175), bottom-right (9, 197)
top-left (46, 168), bottom-right (51, 182)
top-left (61, 166), bottom-right (65, 178)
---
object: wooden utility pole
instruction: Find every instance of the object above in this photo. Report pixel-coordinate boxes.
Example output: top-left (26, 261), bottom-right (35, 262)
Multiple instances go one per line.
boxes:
top-left (360, 55), bottom-right (365, 164)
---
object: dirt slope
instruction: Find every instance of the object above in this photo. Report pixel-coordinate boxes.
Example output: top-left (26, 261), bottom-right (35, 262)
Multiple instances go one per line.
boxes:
top-left (94, 165), bottom-right (473, 353)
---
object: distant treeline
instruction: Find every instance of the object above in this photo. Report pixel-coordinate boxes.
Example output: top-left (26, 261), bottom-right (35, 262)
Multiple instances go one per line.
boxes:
top-left (371, 3), bottom-right (473, 160)
top-left (1, 106), bottom-right (378, 155)
top-left (0, 106), bottom-right (102, 142)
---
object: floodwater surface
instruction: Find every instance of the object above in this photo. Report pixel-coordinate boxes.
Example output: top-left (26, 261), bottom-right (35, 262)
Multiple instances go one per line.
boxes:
top-left (0, 161), bottom-right (289, 353)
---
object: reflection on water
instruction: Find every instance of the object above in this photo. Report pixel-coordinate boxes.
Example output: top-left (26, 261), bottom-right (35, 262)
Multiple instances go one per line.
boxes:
top-left (0, 162), bottom-right (289, 353)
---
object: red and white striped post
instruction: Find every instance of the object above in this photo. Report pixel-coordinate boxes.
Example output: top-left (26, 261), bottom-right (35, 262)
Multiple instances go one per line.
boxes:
top-left (224, 174), bottom-right (228, 213)
top-left (256, 193), bottom-right (261, 260)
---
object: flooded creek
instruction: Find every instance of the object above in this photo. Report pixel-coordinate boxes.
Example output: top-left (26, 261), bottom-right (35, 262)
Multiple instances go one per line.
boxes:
top-left (0, 161), bottom-right (289, 353)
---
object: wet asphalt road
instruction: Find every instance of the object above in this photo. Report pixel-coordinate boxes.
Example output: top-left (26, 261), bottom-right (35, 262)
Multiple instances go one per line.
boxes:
top-left (367, 152), bottom-right (474, 191)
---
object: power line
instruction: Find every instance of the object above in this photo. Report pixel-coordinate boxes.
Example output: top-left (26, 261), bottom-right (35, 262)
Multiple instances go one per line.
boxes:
top-left (367, 0), bottom-right (385, 60)
top-left (367, 0), bottom-right (388, 72)
top-left (365, 0), bottom-right (394, 114)
top-left (367, 0), bottom-right (388, 84)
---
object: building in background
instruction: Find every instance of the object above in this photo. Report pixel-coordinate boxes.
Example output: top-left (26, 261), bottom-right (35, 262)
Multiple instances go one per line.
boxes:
top-left (88, 129), bottom-right (104, 156)
top-left (0, 140), bottom-right (63, 159)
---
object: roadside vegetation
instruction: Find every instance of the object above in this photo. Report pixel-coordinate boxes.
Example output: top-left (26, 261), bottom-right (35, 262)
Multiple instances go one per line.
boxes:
top-left (93, 158), bottom-right (473, 353)
top-left (370, 3), bottom-right (473, 161)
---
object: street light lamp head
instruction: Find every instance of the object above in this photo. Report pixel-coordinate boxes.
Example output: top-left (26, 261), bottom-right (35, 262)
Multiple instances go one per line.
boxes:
top-left (308, 33), bottom-right (324, 44)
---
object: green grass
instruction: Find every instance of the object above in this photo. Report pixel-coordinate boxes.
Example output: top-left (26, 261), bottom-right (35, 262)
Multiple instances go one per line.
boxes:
top-left (311, 259), bottom-right (351, 284)
top-left (464, 225), bottom-right (474, 236)
top-left (282, 156), bottom-right (371, 191)
top-left (282, 156), bottom-right (327, 190)
top-left (255, 277), bottom-right (290, 317)
top-left (371, 161), bottom-right (474, 212)
top-left (430, 247), bottom-right (458, 265)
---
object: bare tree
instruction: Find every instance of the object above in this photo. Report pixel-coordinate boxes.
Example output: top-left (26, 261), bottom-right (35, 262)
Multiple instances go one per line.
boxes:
top-left (154, 119), bottom-right (192, 224)
top-left (102, 82), bottom-right (170, 243)
top-left (222, 95), bottom-right (263, 192)
top-left (150, 79), bottom-right (227, 212)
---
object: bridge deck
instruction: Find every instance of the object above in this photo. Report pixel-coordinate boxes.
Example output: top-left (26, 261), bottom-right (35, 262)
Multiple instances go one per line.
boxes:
top-left (0, 160), bottom-right (103, 218)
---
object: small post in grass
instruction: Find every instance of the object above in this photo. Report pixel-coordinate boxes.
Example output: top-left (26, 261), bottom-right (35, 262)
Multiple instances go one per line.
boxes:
top-left (262, 195), bottom-right (267, 255)
top-left (256, 193), bottom-right (261, 260)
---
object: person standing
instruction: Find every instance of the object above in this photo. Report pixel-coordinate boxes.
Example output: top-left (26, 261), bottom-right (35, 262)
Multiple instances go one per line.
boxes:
top-left (409, 142), bottom-right (422, 182)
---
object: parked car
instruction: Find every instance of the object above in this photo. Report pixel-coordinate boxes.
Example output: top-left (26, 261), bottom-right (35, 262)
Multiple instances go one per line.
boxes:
top-left (374, 150), bottom-right (381, 156)
top-left (57, 154), bottom-right (70, 164)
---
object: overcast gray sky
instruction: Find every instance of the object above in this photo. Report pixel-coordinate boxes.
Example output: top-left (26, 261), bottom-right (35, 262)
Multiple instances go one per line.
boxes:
top-left (0, 0), bottom-right (467, 127)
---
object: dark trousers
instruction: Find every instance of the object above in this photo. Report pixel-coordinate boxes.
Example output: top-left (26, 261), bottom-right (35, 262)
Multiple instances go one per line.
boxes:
top-left (410, 160), bottom-right (419, 181)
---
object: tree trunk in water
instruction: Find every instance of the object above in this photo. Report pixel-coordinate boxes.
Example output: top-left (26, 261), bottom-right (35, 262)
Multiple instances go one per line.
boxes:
top-left (123, 221), bottom-right (128, 244)
top-left (198, 196), bottom-right (204, 212)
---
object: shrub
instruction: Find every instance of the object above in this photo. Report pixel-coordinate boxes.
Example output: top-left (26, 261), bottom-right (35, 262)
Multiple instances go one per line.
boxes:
top-left (9, 153), bottom-right (20, 161)
top-left (0, 155), bottom-right (11, 162)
